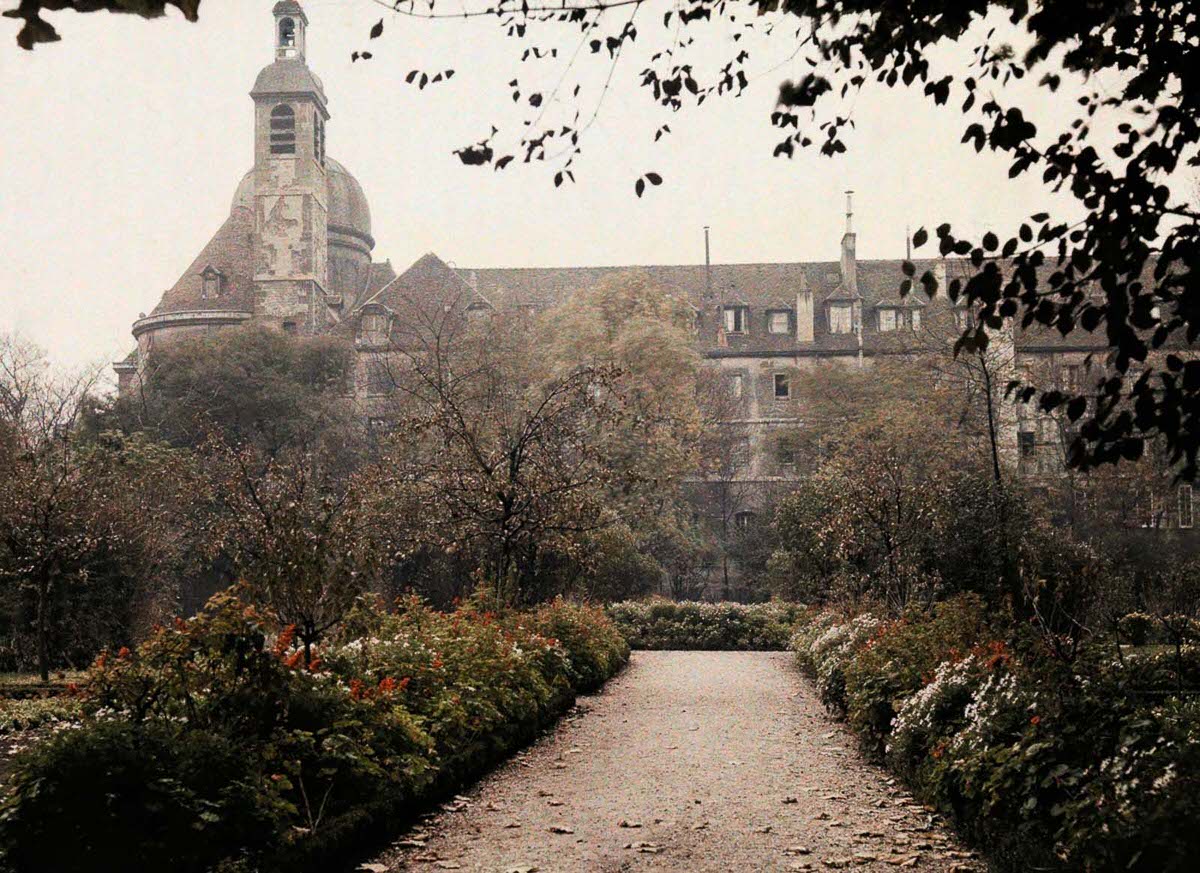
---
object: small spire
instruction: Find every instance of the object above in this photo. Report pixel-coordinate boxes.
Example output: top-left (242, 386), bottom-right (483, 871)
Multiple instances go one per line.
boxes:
top-left (906, 224), bottom-right (912, 261)
top-left (845, 189), bottom-right (854, 235)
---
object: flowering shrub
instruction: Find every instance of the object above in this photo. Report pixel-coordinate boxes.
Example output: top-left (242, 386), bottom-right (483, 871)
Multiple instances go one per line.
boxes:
top-left (799, 613), bottom-right (882, 712)
top-left (791, 606), bottom-right (1200, 872)
top-left (843, 595), bottom-right (994, 752)
top-left (607, 600), bottom-right (805, 650)
top-left (0, 593), bottom-right (628, 873)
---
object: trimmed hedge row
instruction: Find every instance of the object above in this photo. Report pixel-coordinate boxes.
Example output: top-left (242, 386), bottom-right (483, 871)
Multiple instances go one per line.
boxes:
top-left (607, 599), bottom-right (805, 650)
top-left (792, 595), bottom-right (1200, 872)
top-left (0, 594), bottom-right (629, 873)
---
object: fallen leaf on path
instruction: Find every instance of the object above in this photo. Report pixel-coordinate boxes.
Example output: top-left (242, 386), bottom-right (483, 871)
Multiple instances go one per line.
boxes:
top-left (618, 819), bottom-right (642, 828)
top-left (434, 864), bottom-right (461, 870)
top-left (782, 796), bottom-right (799, 804)
top-left (503, 821), bottom-right (521, 829)
top-left (547, 800), bottom-right (565, 807)
top-left (784, 846), bottom-right (812, 856)
top-left (823, 860), bottom-right (853, 869)
top-left (814, 812), bottom-right (832, 821)
top-left (788, 865), bottom-right (815, 872)
top-left (692, 822), bottom-right (709, 831)
top-left (358, 865), bottom-right (388, 873)
top-left (753, 825), bottom-right (773, 834)
top-left (853, 853), bottom-right (878, 863)
top-left (885, 856), bottom-right (920, 868)
top-left (396, 839), bottom-right (427, 848)
top-left (547, 825), bottom-right (574, 834)
top-left (503, 867), bottom-right (539, 873)
top-left (536, 790), bottom-right (553, 797)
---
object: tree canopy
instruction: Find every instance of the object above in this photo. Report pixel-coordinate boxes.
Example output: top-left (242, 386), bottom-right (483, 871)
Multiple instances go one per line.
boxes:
top-left (4, 1), bottom-right (198, 50)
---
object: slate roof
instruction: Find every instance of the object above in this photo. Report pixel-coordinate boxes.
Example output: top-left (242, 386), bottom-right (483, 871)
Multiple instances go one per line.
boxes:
top-left (457, 258), bottom-right (957, 356)
top-left (352, 261), bottom-right (397, 310)
top-left (149, 206), bottom-right (256, 316)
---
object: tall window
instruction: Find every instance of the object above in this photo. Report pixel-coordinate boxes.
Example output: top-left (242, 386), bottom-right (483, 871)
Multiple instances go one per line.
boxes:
top-left (722, 306), bottom-right (748, 334)
top-left (365, 359), bottom-right (392, 396)
top-left (1061, 364), bottom-right (1082, 392)
top-left (270, 105), bottom-right (296, 155)
top-left (879, 309), bottom-right (896, 332)
top-left (731, 373), bottom-right (743, 398)
top-left (201, 268), bottom-right (221, 299)
top-left (829, 303), bottom-right (853, 334)
top-left (279, 17), bottom-right (296, 47)
top-left (1180, 485), bottom-right (1194, 529)
top-left (774, 373), bottom-right (790, 400)
top-left (911, 310), bottom-right (921, 331)
top-left (314, 115), bottom-right (325, 167)
top-left (768, 310), bottom-right (791, 334)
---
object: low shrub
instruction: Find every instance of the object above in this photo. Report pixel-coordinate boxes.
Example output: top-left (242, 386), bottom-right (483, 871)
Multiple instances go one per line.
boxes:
top-left (843, 595), bottom-right (994, 753)
top-left (791, 606), bottom-right (1200, 872)
top-left (607, 599), bottom-right (805, 650)
top-left (0, 593), bottom-right (628, 873)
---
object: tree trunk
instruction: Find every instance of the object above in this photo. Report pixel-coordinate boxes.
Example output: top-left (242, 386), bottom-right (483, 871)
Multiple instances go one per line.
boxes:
top-left (36, 573), bottom-right (50, 682)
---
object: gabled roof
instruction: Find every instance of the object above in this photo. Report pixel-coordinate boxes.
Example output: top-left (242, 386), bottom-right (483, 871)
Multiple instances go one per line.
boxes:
top-left (149, 207), bottom-right (256, 317)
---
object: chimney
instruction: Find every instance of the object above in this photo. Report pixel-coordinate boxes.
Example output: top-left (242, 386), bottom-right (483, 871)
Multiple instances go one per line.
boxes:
top-left (796, 272), bottom-right (814, 344)
top-left (841, 189), bottom-right (857, 296)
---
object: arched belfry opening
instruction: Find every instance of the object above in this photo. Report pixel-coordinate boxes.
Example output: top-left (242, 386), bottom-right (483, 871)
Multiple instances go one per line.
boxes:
top-left (273, 2), bottom-right (307, 60)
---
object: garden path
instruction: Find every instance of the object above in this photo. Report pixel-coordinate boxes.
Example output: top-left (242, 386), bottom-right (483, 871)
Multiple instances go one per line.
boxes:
top-left (366, 651), bottom-right (984, 873)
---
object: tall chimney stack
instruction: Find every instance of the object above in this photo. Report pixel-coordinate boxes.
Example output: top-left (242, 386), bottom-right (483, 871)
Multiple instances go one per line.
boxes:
top-left (796, 271), bottom-right (814, 344)
top-left (841, 190), bottom-right (857, 296)
top-left (704, 225), bottom-right (712, 298)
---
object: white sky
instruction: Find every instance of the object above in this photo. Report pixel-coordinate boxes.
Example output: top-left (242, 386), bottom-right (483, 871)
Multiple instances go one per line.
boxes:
top-left (0, 0), bottom-right (1094, 373)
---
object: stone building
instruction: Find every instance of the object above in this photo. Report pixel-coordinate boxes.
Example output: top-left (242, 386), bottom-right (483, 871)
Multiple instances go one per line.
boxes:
top-left (118, 1), bottom-right (1197, 541)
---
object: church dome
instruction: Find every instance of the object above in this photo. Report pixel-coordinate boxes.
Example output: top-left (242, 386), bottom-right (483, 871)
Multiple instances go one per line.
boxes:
top-left (231, 156), bottom-right (373, 248)
top-left (251, 58), bottom-right (326, 103)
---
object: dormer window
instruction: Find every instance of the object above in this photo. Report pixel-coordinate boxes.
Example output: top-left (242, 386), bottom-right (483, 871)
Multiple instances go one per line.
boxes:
top-left (465, 302), bottom-right (492, 322)
top-left (270, 105), bottom-right (296, 155)
top-left (878, 307), bottom-right (921, 332)
top-left (358, 310), bottom-right (390, 345)
top-left (722, 305), bottom-right (748, 334)
top-left (200, 266), bottom-right (223, 299)
top-left (767, 310), bottom-right (792, 334)
top-left (829, 303), bottom-right (853, 334)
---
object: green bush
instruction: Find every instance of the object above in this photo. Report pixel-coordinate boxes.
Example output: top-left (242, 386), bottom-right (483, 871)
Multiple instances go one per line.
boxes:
top-left (607, 599), bottom-right (805, 650)
top-left (792, 606), bottom-right (1200, 872)
top-left (0, 593), bottom-right (628, 873)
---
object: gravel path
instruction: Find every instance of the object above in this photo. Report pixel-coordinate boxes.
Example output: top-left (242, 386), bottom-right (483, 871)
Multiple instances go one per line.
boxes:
top-left (367, 651), bottom-right (984, 873)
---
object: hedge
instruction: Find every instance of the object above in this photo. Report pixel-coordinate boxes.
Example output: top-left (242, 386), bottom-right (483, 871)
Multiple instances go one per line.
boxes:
top-left (791, 595), bottom-right (1200, 872)
top-left (0, 593), bottom-right (629, 873)
top-left (607, 599), bottom-right (806, 650)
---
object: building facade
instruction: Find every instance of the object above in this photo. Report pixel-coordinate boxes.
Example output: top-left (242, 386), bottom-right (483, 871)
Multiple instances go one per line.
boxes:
top-left (118, 2), bottom-right (1196, 540)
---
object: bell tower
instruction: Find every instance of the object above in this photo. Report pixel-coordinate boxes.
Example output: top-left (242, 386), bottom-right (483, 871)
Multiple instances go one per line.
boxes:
top-left (249, 1), bottom-right (330, 334)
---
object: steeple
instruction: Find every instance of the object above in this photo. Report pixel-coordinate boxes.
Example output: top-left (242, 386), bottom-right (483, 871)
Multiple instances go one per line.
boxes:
top-left (248, 0), bottom-right (331, 335)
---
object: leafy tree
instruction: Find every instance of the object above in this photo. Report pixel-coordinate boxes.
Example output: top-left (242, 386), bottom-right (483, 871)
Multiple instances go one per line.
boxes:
top-left (123, 327), bottom-right (361, 462)
top-left (0, 334), bottom-right (181, 678)
top-left (198, 439), bottom-right (392, 663)
top-left (3, 0), bottom-right (199, 50)
top-left (368, 302), bottom-right (623, 606)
